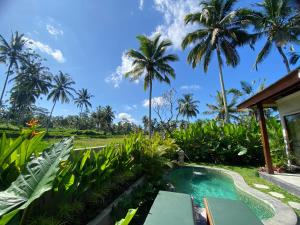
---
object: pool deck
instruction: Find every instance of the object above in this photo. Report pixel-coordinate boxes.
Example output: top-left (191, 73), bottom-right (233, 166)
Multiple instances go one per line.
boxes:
top-left (186, 165), bottom-right (298, 225)
top-left (259, 172), bottom-right (300, 198)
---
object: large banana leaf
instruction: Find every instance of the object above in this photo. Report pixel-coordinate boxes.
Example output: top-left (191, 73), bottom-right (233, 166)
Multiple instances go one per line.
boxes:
top-left (0, 137), bottom-right (73, 217)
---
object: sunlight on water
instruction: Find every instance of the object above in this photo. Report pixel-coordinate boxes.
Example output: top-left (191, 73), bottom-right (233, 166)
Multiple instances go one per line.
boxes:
top-left (166, 167), bottom-right (274, 220)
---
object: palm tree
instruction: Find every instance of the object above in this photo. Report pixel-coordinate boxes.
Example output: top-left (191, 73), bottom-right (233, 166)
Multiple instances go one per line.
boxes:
top-left (9, 56), bottom-right (52, 123)
top-left (248, 0), bottom-right (300, 72)
top-left (74, 88), bottom-right (93, 114)
top-left (182, 0), bottom-right (251, 123)
top-left (0, 32), bottom-right (28, 104)
top-left (204, 89), bottom-right (240, 122)
top-left (46, 71), bottom-right (75, 132)
top-left (177, 94), bottom-right (200, 122)
top-left (126, 34), bottom-right (179, 138)
top-left (102, 105), bottom-right (115, 133)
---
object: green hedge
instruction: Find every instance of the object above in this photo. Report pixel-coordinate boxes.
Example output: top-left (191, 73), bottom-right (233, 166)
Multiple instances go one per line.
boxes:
top-left (172, 120), bottom-right (264, 166)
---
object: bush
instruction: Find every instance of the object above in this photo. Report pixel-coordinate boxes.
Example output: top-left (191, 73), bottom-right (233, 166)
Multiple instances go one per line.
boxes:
top-left (172, 120), bottom-right (264, 166)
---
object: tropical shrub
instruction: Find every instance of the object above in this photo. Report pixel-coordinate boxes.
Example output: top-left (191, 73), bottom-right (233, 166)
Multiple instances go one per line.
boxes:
top-left (0, 137), bottom-right (73, 225)
top-left (267, 118), bottom-right (287, 167)
top-left (173, 120), bottom-right (264, 166)
top-left (0, 125), bottom-right (45, 189)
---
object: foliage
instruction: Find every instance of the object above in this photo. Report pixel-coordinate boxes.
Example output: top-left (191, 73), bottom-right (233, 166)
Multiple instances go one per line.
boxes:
top-left (0, 137), bottom-right (73, 224)
top-left (115, 208), bottom-right (138, 225)
top-left (0, 127), bottom-right (45, 190)
top-left (111, 181), bottom-right (166, 225)
top-left (173, 120), bottom-right (264, 165)
top-left (74, 88), bottom-right (93, 113)
top-left (267, 118), bottom-right (287, 167)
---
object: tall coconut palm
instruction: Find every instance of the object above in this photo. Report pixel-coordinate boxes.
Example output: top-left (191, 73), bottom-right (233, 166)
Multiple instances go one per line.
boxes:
top-left (182, 0), bottom-right (252, 123)
top-left (0, 32), bottom-right (28, 104)
top-left (74, 88), bottom-right (93, 114)
top-left (46, 71), bottom-right (75, 132)
top-left (10, 56), bottom-right (52, 122)
top-left (204, 89), bottom-right (240, 122)
top-left (177, 94), bottom-right (200, 122)
top-left (249, 0), bottom-right (300, 72)
top-left (125, 34), bottom-right (179, 138)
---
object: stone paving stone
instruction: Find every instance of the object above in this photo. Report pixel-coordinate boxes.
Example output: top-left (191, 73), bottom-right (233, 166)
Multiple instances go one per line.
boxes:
top-left (288, 201), bottom-right (300, 210)
top-left (269, 192), bottom-right (285, 199)
top-left (253, 183), bottom-right (270, 189)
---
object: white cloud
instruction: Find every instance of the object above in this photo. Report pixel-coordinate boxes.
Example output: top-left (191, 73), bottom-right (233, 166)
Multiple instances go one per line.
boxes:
top-left (118, 112), bottom-right (136, 123)
top-left (105, 52), bottom-right (141, 88)
top-left (24, 37), bottom-right (65, 63)
top-left (180, 84), bottom-right (201, 91)
top-left (139, 0), bottom-right (145, 10)
top-left (151, 0), bottom-right (201, 49)
top-left (46, 24), bottom-right (64, 38)
top-left (125, 104), bottom-right (137, 111)
top-left (143, 96), bottom-right (166, 107)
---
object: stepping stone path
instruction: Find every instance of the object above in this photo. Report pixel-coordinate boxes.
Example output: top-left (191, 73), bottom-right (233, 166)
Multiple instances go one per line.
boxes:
top-left (254, 183), bottom-right (270, 189)
top-left (288, 201), bottom-right (300, 210)
top-left (268, 192), bottom-right (285, 199)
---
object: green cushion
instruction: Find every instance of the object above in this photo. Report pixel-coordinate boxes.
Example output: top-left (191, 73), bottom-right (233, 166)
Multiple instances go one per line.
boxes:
top-left (205, 197), bottom-right (263, 225)
top-left (144, 191), bottom-right (195, 225)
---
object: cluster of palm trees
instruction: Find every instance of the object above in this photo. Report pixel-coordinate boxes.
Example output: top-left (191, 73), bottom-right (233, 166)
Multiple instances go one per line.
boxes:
top-left (0, 32), bottom-right (93, 130)
top-left (126, 0), bottom-right (300, 137)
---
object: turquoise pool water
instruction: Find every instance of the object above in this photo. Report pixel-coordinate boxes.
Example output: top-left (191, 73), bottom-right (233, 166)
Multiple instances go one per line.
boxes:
top-left (166, 167), bottom-right (274, 220)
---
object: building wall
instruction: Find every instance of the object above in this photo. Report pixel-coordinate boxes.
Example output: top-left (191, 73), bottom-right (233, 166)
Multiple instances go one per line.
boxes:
top-left (276, 90), bottom-right (300, 166)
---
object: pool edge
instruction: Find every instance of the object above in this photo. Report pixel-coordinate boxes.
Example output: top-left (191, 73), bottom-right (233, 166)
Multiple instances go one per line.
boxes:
top-left (183, 165), bottom-right (298, 225)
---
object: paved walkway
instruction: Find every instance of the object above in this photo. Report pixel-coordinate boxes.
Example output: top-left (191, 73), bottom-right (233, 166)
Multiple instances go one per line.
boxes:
top-left (259, 172), bottom-right (300, 197)
top-left (273, 173), bottom-right (300, 187)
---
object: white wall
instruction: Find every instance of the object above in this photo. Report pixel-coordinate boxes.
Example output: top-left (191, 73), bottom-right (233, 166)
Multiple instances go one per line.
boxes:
top-left (276, 91), bottom-right (300, 166)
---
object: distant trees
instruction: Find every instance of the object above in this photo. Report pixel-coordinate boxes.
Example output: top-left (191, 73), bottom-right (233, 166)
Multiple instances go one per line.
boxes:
top-left (91, 106), bottom-right (115, 134)
top-left (177, 94), bottom-right (200, 122)
top-left (126, 34), bottom-right (178, 138)
top-left (204, 89), bottom-right (241, 122)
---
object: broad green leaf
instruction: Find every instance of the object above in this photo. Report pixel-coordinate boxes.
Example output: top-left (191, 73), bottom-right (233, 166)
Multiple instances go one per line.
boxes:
top-left (0, 137), bottom-right (73, 217)
top-left (238, 147), bottom-right (248, 156)
top-left (115, 208), bottom-right (138, 225)
top-left (65, 174), bottom-right (75, 191)
top-left (80, 149), bottom-right (90, 171)
top-left (0, 209), bottom-right (19, 225)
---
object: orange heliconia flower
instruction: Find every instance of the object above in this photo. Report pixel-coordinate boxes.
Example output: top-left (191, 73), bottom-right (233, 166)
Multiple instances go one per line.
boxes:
top-left (31, 130), bottom-right (43, 137)
top-left (26, 119), bottom-right (39, 128)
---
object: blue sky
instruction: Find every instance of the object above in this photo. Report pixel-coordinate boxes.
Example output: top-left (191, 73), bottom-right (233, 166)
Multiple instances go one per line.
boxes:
top-left (0, 0), bottom-right (298, 124)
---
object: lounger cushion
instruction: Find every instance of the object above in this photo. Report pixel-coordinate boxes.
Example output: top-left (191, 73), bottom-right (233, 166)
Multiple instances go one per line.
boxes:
top-left (204, 197), bottom-right (263, 225)
top-left (144, 191), bottom-right (195, 225)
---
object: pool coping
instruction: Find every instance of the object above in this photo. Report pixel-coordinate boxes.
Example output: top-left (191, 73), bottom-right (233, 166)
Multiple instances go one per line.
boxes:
top-left (183, 165), bottom-right (298, 225)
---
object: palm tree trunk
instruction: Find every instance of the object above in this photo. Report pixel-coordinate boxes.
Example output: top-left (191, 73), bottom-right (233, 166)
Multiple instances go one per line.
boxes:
top-left (149, 79), bottom-right (153, 138)
top-left (0, 63), bottom-right (13, 105)
top-left (277, 46), bottom-right (291, 72)
top-left (216, 44), bottom-right (229, 123)
top-left (46, 101), bottom-right (56, 133)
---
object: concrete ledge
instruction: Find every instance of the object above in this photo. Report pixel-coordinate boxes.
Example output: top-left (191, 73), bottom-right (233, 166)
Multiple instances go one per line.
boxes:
top-left (87, 176), bottom-right (145, 225)
top-left (259, 172), bottom-right (300, 198)
top-left (186, 165), bottom-right (298, 225)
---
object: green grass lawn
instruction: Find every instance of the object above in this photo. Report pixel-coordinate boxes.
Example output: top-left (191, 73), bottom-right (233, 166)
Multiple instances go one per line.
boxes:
top-left (42, 136), bottom-right (126, 148)
top-left (192, 163), bottom-right (300, 217)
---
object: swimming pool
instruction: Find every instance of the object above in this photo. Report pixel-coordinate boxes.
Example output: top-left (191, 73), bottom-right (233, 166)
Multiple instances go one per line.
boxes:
top-left (166, 167), bottom-right (274, 220)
